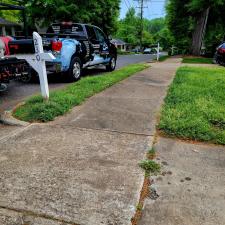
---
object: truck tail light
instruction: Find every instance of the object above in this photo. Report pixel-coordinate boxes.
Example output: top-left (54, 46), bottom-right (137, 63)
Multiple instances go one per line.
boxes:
top-left (218, 48), bottom-right (225, 54)
top-left (52, 40), bottom-right (62, 52)
top-left (62, 22), bottom-right (72, 26)
top-left (8, 44), bottom-right (19, 54)
top-left (10, 44), bottom-right (19, 50)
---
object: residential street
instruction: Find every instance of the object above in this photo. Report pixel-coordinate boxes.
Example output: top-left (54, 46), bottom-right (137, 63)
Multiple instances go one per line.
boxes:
top-left (0, 54), bottom-right (157, 112)
top-left (0, 58), bottom-right (180, 225)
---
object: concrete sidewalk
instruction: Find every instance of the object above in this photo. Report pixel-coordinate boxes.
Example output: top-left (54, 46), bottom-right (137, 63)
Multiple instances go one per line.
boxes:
top-left (0, 58), bottom-right (181, 225)
top-left (140, 137), bottom-right (225, 225)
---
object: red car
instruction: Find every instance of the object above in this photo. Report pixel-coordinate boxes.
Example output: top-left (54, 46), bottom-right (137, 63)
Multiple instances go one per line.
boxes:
top-left (214, 43), bottom-right (225, 66)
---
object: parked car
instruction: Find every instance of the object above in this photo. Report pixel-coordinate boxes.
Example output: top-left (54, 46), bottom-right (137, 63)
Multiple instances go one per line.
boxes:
top-left (143, 48), bottom-right (157, 54)
top-left (8, 23), bottom-right (117, 82)
top-left (214, 43), bottom-right (225, 66)
top-left (143, 48), bottom-right (152, 54)
top-left (131, 48), bottom-right (141, 54)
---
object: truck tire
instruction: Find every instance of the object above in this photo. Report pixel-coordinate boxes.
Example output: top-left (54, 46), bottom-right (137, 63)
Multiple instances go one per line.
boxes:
top-left (19, 67), bottom-right (37, 83)
top-left (106, 56), bottom-right (116, 72)
top-left (68, 57), bottom-right (82, 82)
top-left (0, 83), bottom-right (7, 92)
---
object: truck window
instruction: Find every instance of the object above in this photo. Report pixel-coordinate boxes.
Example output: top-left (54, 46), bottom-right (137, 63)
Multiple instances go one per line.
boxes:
top-left (95, 28), bottom-right (107, 43)
top-left (47, 23), bottom-right (84, 35)
top-left (85, 25), bottom-right (97, 42)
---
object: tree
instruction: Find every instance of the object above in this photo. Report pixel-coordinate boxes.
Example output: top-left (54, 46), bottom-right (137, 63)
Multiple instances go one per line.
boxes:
top-left (166, 0), bottom-right (225, 55)
top-left (115, 8), bottom-right (139, 46)
top-left (116, 9), bottom-right (169, 49)
top-left (22, 0), bottom-right (120, 34)
top-left (0, 0), bottom-right (21, 22)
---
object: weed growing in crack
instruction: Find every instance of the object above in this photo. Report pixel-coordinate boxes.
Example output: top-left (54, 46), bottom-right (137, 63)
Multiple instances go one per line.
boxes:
top-left (136, 203), bottom-right (143, 211)
top-left (147, 147), bottom-right (156, 159)
top-left (139, 160), bottom-right (161, 176)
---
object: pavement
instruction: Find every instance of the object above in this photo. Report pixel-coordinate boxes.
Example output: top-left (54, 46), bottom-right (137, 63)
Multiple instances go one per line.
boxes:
top-left (139, 137), bottom-right (225, 225)
top-left (138, 61), bottom-right (225, 225)
top-left (0, 54), bottom-right (158, 112)
top-left (0, 58), bottom-right (181, 225)
top-left (2, 58), bottom-right (224, 225)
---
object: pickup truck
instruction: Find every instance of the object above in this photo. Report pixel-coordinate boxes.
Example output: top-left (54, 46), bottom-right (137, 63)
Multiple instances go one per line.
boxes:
top-left (8, 22), bottom-right (117, 82)
top-left (0, 36), bottom-right (30, 91)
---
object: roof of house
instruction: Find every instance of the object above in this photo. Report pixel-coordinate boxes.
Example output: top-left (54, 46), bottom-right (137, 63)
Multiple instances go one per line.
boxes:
top-left (0, 18), bottom-right (20, 26)
top-left (111, 38), bottom-right (127, 45)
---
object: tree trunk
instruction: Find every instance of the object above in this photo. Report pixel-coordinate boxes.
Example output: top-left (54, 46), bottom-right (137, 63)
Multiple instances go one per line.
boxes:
top-left (190, 7), bottom-right (210, 56)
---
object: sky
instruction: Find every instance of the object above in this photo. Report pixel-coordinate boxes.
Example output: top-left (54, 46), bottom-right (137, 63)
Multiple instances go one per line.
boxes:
top-left (120, 0), bottom-right (166, 20)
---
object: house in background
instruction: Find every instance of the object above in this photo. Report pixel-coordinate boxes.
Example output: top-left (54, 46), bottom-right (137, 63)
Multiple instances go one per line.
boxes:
top-left (111, 38), bottom-right (128, 52)
top-left (0, 18), bottom-right (21, 36)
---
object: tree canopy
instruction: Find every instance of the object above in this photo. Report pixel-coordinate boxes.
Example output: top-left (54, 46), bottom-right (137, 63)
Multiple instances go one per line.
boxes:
top-left (23, 0), bottom-right (120, 34)
top-left (0, 0), bottom-right (120, 34)
top-left (0, 0), bottom-right (21, 22)
top-left (166, 0), bottom-right (225, 55)
top-left (115, 8), bottom-right (170, 49)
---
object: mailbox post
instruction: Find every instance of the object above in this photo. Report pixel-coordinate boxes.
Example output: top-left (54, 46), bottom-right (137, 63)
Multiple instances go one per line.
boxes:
top-left (16, 32), bottom-right (55, 100)
top-left (157, 42), bottom-right (160, 61)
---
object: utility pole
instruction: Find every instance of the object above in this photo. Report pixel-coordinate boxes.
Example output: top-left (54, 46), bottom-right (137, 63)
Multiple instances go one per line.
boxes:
top-left (134, 0), bottom-right (150, 51)
top-left (139, 0), bottom-right (144, 51)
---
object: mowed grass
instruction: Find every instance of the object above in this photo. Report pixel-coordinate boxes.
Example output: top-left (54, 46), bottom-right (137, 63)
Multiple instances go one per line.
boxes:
top-left (182, 57), bottom-right (213, 64)
top-left (13, 63), bottom-right (149, 122)
top-left (159, 66), bottom-right (225, 145)
top-left (159, 55), bottom-right (170, 62)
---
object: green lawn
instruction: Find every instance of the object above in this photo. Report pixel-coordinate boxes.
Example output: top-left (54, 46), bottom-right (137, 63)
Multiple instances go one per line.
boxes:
top-left (159, 66), bottom-right (225, 145)
top-left (13, 63), bottom-right (149, 122)
top-left (182, 57), bottom-right (213, 64)
top-left (159, 55), bottom-right (170, 62)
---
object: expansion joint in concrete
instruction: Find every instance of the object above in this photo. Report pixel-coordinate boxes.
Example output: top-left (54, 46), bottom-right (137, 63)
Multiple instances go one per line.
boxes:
top-left (0, 205), bottom-right (80, 225)
top-left (58, 125), bottom-right (155, 138)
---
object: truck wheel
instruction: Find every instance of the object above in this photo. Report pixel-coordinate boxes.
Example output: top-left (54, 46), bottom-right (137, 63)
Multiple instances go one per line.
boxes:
top-left (106, 56), bottom-right (116, 72)
top-left (68, 57), bottom-right (82, 82)
top-left (19, 66), bottom-right (37, 83)
top-left (0, 83), bottom-right (7, 92)
top-left (20, 72), bottom-right (32, 83)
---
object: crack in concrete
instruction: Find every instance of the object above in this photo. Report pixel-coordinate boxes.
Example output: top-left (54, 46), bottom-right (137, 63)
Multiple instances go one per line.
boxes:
top-left (54, 125), bottom-right (155, 138)
top-left (0, 124), bottom-right (33, 144)
top-left (0, 205), bottom-right (80, 225)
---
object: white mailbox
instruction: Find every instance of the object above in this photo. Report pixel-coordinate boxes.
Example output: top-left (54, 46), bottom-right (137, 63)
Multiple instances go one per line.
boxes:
top-left (15, 32), bottom-right (55, 100)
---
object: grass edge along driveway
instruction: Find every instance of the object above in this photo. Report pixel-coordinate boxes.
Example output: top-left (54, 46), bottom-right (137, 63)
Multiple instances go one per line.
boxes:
top-left (158, 66), bottom-right (225, 145)
top-left (13, 63), bottom-right (150, 122)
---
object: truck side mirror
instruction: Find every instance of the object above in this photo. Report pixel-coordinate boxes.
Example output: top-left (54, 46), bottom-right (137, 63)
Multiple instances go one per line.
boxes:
top-left (108, 35), bottom-right (112, 41)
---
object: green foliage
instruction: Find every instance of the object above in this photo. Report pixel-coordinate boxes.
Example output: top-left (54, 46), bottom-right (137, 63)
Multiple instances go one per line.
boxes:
top-left (159, 55), bottom-right (170, 62)
top-left (13, 63), bottom-right (149, 122)
top-left (182, 57), bottom-right (213, 64)
top-left (115, 8), bottom-right (140, 46)
top-left (166, 0), bottom-right (225, 55)
top-left (147, 147), bottom-right (156, 159)
top-left (159, 66), bottom-right (225, 145)
top-left (115, 8), bottom-right (171, 49)
top-left (21, 0), bottom-right (120, 33)
top-left (136, 203), bottom-right (143, 211)
top-left (139, 160), bottom-right (161, 175)
top-left (0, 0), bottom-right (20, 22)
